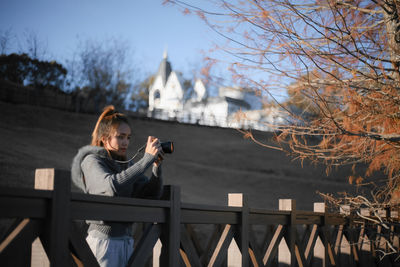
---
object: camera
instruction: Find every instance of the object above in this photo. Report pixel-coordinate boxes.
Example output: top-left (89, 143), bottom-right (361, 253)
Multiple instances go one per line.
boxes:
top-left (161, 141), bottom-right (174, 154)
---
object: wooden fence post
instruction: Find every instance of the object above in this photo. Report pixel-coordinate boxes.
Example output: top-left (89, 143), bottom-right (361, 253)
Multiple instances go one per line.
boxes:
top-left (49, 169), bottom-right (71, 267)
top-left (32, 168), bottom-right (53, 267)
top-left (227, 193), bottom-right (249, 267)
top-left (279, 199), bottom-right (296, 267)
top-left (241, 195), bottom-right (249, 267)
top-left (314, 202), bottom-right (326, 267)
top-left (34, 168), bottom-right (71, 267)
top-left (160, 185), bottom-right (181, 267)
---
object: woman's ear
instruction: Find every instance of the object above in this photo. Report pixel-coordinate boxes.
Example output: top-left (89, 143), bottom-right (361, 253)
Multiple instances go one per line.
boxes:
top-left (101, 136), bottom-right (108, 147)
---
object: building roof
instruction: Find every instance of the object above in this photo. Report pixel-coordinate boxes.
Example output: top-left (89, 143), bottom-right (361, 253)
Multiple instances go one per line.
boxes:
top-left (206, 96), bottom-right (251, 109)
top-left (157, 52), bottom-right (172, 86)
top-left (225, 97), bottom-right (251, 109)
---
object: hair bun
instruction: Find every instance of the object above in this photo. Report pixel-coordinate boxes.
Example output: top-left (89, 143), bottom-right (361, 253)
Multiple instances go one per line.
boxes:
top-left (91, 105), bottom-right (116, 145)
top-left (102, 105), bottom-right (117, 116)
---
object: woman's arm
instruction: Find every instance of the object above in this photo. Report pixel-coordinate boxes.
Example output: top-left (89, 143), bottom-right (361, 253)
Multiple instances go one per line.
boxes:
top-left (82, 153), bottom-right (156, 196)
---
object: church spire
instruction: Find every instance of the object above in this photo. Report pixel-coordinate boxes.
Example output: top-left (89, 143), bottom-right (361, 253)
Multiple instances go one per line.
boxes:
top-left (163, 47), bottom-right (168, 59)
top-left (157, 49), bottom-right (172, 86)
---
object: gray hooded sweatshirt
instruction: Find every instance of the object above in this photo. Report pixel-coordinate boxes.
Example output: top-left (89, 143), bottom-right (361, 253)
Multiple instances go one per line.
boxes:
top-left (71, 145), bottom-right (163, 238)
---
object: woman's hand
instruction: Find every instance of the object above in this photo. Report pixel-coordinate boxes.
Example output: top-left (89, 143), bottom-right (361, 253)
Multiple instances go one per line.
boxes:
top-left (145, 136), bottom-right (161, 156)
top-left (154, 151), bottom-right (164, 167)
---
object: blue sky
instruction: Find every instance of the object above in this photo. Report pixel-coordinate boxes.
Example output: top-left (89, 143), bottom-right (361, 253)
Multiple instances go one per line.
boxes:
top-left (0, 0), bottom-right (218, 79)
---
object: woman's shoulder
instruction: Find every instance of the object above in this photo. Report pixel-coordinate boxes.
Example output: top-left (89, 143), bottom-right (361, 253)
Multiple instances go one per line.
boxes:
top-left (76, 146), bottom-right (109, 166)
top-left (77, 145), bottom-right (108, 156)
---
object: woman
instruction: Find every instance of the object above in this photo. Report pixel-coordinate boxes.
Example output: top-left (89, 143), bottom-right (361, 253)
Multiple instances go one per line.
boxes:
top-left (71, 105), bottom-right (163, 267)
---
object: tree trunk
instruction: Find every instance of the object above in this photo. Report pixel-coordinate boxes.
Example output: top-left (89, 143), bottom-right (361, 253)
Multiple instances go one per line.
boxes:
top-left (383, 0), bottom-right (400, 82)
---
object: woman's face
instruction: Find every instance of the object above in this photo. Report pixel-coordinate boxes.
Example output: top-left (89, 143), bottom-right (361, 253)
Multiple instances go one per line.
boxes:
top-left (103, 122), bottom-right (132, 157)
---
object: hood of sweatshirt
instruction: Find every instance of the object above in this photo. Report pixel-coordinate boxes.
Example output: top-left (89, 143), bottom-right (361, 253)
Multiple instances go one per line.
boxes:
top-left (71, 145), bottom-right (109, 193)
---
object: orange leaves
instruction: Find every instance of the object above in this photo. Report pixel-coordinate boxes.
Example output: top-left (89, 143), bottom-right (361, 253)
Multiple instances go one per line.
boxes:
top-left (170, 0), bottom-right (400, 194)
top-left (318, 136), bottom-right (332, 150)
top-left (275, 131), bottom-right (289, 143)
top-left (348, 175), bottom-right (364, 185)
top-left (261, 9), bottom-right (270, 21)
top-left (195, 10), bottom-right (205, 20)
top-left (342, 116), bottom-right (362, 133)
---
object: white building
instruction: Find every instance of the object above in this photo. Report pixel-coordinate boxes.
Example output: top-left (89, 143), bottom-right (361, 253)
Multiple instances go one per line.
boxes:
top-left (148, 52), bottom-right (284, 131)
top-left (148, 51), bottom-right (183, 117)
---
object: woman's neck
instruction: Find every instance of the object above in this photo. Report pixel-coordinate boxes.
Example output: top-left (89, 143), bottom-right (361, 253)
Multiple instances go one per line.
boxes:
top-left (108, 150), bottom-right (127, 161)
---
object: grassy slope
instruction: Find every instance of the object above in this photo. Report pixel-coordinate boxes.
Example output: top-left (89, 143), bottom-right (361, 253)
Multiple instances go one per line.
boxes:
top-left (0, 101), bottom-right (360, 210)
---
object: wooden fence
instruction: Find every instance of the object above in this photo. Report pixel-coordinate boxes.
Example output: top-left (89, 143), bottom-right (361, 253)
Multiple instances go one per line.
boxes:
top-left (0, 80), bottom-right (105, 114)
top-left (0, 168), bottom-right (399, 267)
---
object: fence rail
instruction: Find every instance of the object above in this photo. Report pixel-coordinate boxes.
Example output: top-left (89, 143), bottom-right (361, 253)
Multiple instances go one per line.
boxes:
top-left (0, 80), bottom-right (277, 132)
top-left (146, 109), bottom-right (274, 132)
top-left (0, 168), bottom-right (399, 267)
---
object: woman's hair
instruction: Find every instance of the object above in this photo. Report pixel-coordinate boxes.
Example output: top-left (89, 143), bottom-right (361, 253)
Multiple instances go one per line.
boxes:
top-left (91, 105), bottom-right (130, 147)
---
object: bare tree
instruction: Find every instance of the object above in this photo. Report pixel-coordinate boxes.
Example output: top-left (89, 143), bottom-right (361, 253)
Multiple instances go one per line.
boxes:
top-left (166, 1), bottom-right (400, 205)
top-left (0, 28), bottom-right (14, 55)
top-left (19, 29), bottom-right (48, 60)
top-left (70, 37), bottom-right (137, 111)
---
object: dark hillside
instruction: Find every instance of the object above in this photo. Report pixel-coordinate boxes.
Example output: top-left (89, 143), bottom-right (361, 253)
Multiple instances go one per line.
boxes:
top-left (0, 101), bottom-right (360, 210)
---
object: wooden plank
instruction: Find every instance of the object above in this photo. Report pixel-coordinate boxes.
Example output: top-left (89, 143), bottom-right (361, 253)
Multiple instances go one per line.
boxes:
top-left (71, 192), bottom-right (170, 207)
top-left (129, 223), bottom-right (162, 267)
top-left (69, 222), bottom-right (99, 267)
top-left (344, 226), bottom-right (360, 266)
top-left (295, 213), bottom-right (323, 225)
top-left (0, 219), bottom-right (43, 266)
top-left (228, 193), bottom-right (245, 267)
top-left (180, 225), bottom-right (202, 267)
top-left (0, 196), bottom-right (48, 218)
top-left (279, 199), bottom-right (296, 267)
top-left (263, 224), bottom-right (285, 266)
top-left (35, 169), bottom-right (55, 190)
top-left (160, 186), bottom-right (181, 267)
top-left (248, 248), bottom-right (260, 267)
top-left (304, 225), bottom-right (318, 262)
top-left (70, 201), bottom-right (167, 222)
top-left (169, 186), bottom-right (181, 266)
top-left (183, 205), bottom-right (295, 225)
top-left (334, 225), bottom-right (344, 256)
top-left (260, 225), bottom-right (274, 258)
top-left (292, 226), bottom-right (307, 267)
top-left (49, 169), bottom-right (71, 267)
top-left (241, 195), bottom-right (249, 267)
top-left (182, 202), bottom-right (241, 212)
top-left (185, 224), bottom-right (204, 258)
top-left (313, 203), bottom-right (325, 267)
top-left (249, 213), bottom-right (289, 225)
top-left (181, 209), bottom-right (238, 224)
top-left (294, 244), bottom-right (306, 267)
top-left (208, 224), bottom-right (234, 266)
top-left (201, 224), bottom-right (223, 265)
top-left (248, 233), bottom-right (263, 267)
top-left (249, 225), bottom-right (263, 260)
top-left (319, 226), bottom-right (337, 266)
top-left (33, 168), bottom-right (55, 267)
top-left (32, 238), bottom-right (50, 267)
top-left (180, 249), bottom-right (192, 267)
top-left (0, 219), bottom-right (28, 253)
top-left (0, 186), bottom-right (52, 198)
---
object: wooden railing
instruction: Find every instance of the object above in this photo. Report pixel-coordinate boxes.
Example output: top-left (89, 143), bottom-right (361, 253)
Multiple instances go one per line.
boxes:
top-left (0, 168), bottom-right (399, 267)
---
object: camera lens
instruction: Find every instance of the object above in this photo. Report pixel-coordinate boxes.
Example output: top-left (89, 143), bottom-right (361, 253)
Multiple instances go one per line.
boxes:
top-left (161, 141), bottom-right (174, 154)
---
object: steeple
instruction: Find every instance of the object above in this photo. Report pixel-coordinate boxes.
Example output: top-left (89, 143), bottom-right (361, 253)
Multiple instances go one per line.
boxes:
top-left (163, 48), bottom-right (168, 60)
top-left (157, 49), bottom-right (172, 86)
